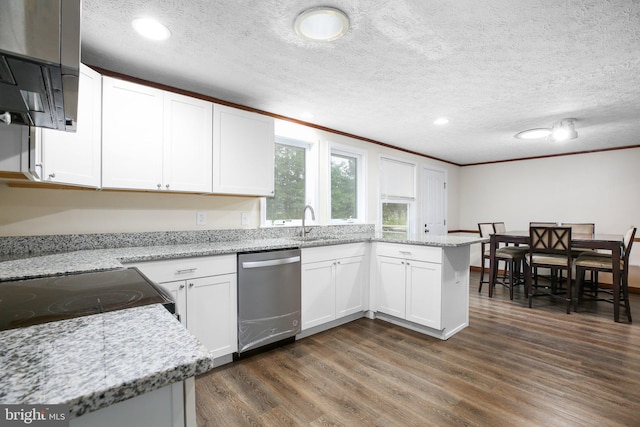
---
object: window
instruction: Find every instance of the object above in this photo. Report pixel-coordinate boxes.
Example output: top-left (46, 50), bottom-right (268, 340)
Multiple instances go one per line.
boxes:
top-left (262, 136), bottom-right (316, 225)
top-left (379, 157), bottom-right (416, 240)
top-left (330, 144), bottom-right (366, 223)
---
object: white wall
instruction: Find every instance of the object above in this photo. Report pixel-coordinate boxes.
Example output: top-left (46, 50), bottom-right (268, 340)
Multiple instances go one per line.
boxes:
top-left (459, 147), bottom-right (640, 287)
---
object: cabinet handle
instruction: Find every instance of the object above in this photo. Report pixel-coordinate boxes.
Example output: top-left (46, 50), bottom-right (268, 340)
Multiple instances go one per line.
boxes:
top-left (176, 268), bottom-right (197, 275)
top-left (406, 262), bottom-right (411, 266)
top-left (48, 173), bottom-right (56, 180)
top-left (157, 183), bottom-right (161, 189)
top-left (401, 261), bottom-right (405, 265)
top-left (399, 251), bottom-right (412, 255)
top-left (165, 184), bottom-right (170, 189)
top-left (337, 261), bottom-right (341, 264)
top-left (179, 284), bottom-right (185, 289)
top-left (189, 283), bottom-right (194, 288)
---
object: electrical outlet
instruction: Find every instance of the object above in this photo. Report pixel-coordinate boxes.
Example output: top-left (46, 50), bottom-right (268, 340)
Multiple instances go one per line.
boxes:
top-left (241, 212), bottom-right (249, 226)
top-left (196, 211), bottom-right (207, 226)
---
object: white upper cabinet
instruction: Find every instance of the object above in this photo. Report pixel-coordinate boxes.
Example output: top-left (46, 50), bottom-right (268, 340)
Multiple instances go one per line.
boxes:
top-left (212, 104), bottom-right (274, 196)
top-left (163, 92), bottom-right (212, 193)
top-left (102, 77), bottom-right (213, 192)
top-left (40, 64), bottom-right (102, 187)
top-left (102, 77), bottom-right (164, 190)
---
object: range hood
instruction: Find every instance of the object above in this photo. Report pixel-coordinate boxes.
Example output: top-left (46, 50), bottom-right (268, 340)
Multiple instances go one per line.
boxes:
top-left (0, 0), bottom-right (80, 132)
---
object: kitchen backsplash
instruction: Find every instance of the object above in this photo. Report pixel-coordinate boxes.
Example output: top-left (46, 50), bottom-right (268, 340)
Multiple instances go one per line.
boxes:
top-left (0, 224), bottom-right (375, 256)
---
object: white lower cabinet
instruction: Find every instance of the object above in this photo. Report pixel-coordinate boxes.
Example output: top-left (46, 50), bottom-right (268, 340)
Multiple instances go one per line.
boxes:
top-left (125, 255), bottom-right (237, 358)
top-left (301, 243), bottom-right (367, 331)
top-left (376, 243), bottom-right (444, 330)
top-left (162, 274), bottom-right (236, 358)
top-left (375, 242), bottom-right (469, 339)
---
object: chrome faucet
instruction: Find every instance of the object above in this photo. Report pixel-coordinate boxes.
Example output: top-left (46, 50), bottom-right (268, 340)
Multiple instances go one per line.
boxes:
top-left (301, 205), bottom-right (315, 237)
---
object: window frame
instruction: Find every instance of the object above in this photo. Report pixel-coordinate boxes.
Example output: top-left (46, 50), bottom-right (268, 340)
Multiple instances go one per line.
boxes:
top-left (261, 135), bottom-right (318, 227)
top-left (328, 143), bottom-right (367, 224)
top-left (378, 155), bottom-right (417, 240)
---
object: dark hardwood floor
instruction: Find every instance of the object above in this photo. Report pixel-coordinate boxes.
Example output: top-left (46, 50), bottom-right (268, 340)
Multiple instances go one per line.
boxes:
top-left (195, 271), bottom-right (640, 426)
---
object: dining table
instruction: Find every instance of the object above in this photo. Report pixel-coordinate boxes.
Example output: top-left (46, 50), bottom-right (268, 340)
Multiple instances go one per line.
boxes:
top-left (488, 230), bottom-right (625, 321)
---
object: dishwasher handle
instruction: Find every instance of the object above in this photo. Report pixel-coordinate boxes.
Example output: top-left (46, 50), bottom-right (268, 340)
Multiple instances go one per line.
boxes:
top-left (241, 256), bottom-right (301, 269)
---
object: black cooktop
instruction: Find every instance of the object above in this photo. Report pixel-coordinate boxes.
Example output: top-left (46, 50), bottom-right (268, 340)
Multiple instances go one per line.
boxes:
top-left (0, 267), bottom-right (174, 332)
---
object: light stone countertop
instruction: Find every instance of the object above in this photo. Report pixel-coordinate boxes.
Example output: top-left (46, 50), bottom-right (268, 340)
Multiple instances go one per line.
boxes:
top-left (0, 304), bottom-right (215, 419)
top-left (0, 234), bottom-right (483, 282)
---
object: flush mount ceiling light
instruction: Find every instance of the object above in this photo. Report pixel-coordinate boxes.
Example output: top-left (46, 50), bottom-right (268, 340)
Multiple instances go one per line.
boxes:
top-left (514, 128), bottom-right (552, 139)
top-left (433, 117), bottom-right (449, 125)
top-left (294, 7), bottom-right (350, 41)
top-left (514, 118), bottom-right (578, 142)
top-left (551, 119), bottom-right (578, 142)
top-left (132, 18), bottom-right (171, 40)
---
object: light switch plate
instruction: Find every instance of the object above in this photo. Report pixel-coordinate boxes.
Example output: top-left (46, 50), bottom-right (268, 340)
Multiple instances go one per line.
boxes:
top-left (196, 211), bottom-right (207, 226)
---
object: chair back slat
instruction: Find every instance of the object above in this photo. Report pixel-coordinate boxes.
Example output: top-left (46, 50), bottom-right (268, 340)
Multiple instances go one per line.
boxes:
top-left (529, 222), bottom-right (557, 227)
top-left (478, 223), bottom-right (495, 238)
top-left (529, 226), bottom-right (572, 255)
top-left (562, 223), bottom-right (595, 235)
top-left (493, 222), bottom-right (506, 233)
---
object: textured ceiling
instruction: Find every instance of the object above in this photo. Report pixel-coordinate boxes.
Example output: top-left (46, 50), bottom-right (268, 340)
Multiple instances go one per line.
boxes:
top-left (81, 0), bottom-right (640, 165)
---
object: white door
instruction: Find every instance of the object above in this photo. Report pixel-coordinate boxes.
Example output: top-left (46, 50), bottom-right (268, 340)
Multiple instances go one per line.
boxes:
top-left (301, 260), bottom-right (336, 330)
top-left (187, 274), bottom-right (237, 358)
top-left (159, 280), bottom-right (187, 328)
top-left (421, 167), bottom-right (447, 236)
top-left (212, 104), bottom-right (275, 196)
top-left (376, 256), bottom-right (406, 318)
top-left (405, 260), bottom-right (442, 329)
top-left (41, 64), bottom-right (102, 187)
top-left (163, 93), bottom-right (213, 192)
top-left (102, 77), bottom-right (164, 190)
top-left (335, 256), bottom-right (365, 318)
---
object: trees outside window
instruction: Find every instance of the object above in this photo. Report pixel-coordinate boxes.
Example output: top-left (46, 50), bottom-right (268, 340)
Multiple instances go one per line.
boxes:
top-left (266, 143), bottom-right (306, 221)
top-left (331, 153), bottom-right (357, 220)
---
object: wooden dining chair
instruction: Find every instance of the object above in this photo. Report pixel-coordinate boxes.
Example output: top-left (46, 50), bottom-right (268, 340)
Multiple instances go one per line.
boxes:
top-left (478, 222), bottom-right (527, 299)
top-left (528, 222), bottom-right (559, 285)
top-left (525, 226), bottom-right (573, 313)
top-left (574, 226), bottom-right (636, 322)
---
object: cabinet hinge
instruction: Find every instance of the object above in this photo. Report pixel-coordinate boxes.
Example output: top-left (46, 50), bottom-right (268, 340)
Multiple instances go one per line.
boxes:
top-left (443, 182), bottom-right (446, 190)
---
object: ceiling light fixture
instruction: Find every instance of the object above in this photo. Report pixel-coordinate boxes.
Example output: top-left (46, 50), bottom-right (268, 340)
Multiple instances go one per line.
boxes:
top-left (132, 18), bottom-right (171, 41)
top-left (294, 7), bottom-right (350, 41)
top-left (433, 117), bottom-right (449, 125)
top-left (514, 118), bottom-right (578, 142)
top-left (551, 119), bottom-right (578, 142)
top-left (514, 128), bottom-right (552, 139)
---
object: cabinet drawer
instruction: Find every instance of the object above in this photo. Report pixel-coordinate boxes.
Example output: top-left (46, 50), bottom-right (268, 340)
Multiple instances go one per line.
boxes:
top-left (375, 242), bottom-right (442, 264)
top-left (125, 254), bottom-right (236, 283)
top-left (302, 243), bottom-right (367, 264)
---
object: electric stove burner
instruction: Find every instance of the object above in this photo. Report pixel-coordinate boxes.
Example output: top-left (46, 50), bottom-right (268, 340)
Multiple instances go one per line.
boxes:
top-left (48, 290), bottom-right (145, 315)
top-left (0, 268), bottom-right (175, 331)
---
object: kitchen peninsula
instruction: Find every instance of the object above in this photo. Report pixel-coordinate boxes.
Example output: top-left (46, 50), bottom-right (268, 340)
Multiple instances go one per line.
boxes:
top-left (0, 226), bottom-right (483, 426)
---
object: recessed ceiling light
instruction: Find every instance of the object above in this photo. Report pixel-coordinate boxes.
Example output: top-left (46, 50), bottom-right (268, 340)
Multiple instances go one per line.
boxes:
top-left (433, 117), bottom-right (449, 125)
top-left (514, 128), bottom-right (552, 139)
top-left (294, 7), bottom-right (350, 41)
top-left (132, 18), bottom-right (171, 41)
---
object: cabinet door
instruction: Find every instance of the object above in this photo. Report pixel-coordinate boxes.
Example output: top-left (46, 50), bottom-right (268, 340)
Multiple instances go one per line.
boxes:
top-left (41, 64), bottom-right (102, 187)
top-left (212, 104), bottom-right (274, 196)
top-left (377, 256), bottom-right (406, 318)
top-left (406, 260), bottom-right (442, 329)
top-left (301, 260), bottom-right (336, 330)
top-left (186, 274), bottom-right (237, 358)
top-left (335, 255), bottom-right (365, 318)
top-left (158, 280), bottom-right (187, 328)
top-left (102, 77), bottom-right (163, 190)
top-left (163, 93), bottom-right (213, 192)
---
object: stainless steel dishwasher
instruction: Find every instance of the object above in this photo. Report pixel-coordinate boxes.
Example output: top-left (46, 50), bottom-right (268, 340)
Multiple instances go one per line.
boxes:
top-left (237, 248), bottom-right (301, 355)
